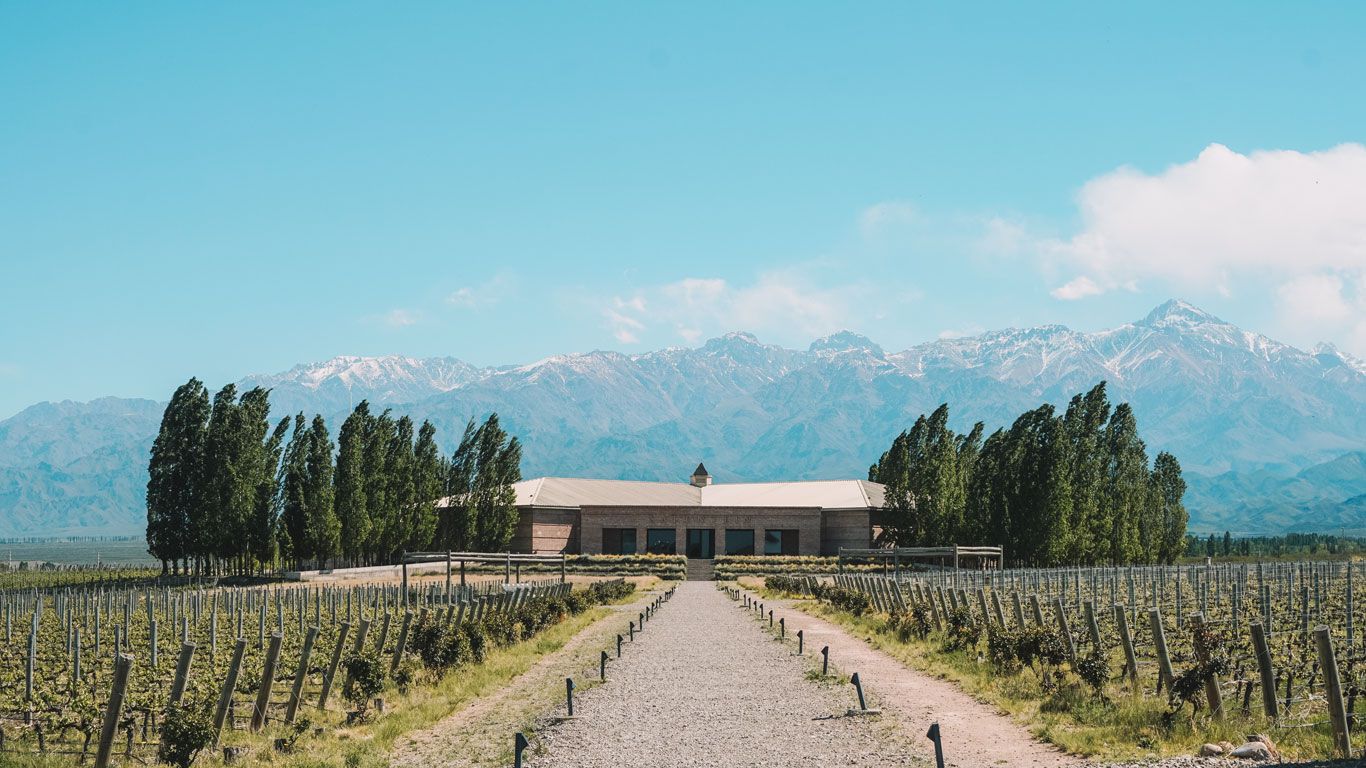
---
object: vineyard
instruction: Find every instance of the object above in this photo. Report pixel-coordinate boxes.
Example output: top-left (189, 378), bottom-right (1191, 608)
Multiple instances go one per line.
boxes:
top-left (768, 560), bottom-right (1364, 760)
top-left (0, 571), bottom-right (637, 766)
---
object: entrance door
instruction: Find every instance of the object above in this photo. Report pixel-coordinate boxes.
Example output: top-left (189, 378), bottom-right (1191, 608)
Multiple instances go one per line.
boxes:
top-left (686, 528), bottom-right (715, 559)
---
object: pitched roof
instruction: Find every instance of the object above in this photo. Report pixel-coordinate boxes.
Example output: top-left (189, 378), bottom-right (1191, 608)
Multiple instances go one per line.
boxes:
top-left (692, 462), bottom-right (709, 477)
top-left (512, 476), bottom-right (884, 510)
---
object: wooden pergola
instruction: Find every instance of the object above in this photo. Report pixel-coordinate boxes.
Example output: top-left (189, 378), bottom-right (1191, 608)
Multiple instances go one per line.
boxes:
top-left (837, 545), bottom-right (1004, 576)
top-left (401, 551), bottom-right (568, 600)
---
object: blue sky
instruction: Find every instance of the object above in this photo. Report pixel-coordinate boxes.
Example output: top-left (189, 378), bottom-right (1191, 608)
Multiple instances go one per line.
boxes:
top-left (3, 2), bottom-right (1365, 418)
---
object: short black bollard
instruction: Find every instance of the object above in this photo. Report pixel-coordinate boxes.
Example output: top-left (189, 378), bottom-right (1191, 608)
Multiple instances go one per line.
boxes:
top-left (565, 677), bottom-right (575, 717)
top-left (514, 732), bottom-right (529, 768)
top-left (797, 629), bottom-right (804, 654)
top-left (639, 611), bottom-right (645, 628)
top-left (821, 645), bottom-right (830, 676)
top-left (616, 634), bottom-right (623, 658)
top-left (851, 672), bottom-right (868, 711)
top-left (926, 722), bottom-right (945, 768)
top-left (779, 617), bottom-right (785, 639)
top-left (600, 650), bottom-right (608, 682)
top-left (629, 621), bottom-right (635, 641)
top-left (768, 610), bottom-right (774, 628)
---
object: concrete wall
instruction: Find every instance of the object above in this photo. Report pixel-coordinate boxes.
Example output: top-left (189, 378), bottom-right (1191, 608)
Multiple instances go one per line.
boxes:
top-left (509, 508), bottom-right (579, 553)
top-left (820, 508), bottom-right (873, 555)
top-left (576, 505), bottom-right (823, 556)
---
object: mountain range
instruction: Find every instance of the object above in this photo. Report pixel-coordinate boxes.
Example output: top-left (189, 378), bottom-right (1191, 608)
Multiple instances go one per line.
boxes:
top-left (2, 300), bottom-right (1363, 538)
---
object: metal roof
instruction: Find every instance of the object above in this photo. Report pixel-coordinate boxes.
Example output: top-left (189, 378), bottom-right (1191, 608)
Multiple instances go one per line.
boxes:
top-left (511, 476), bottom-right (884, 510)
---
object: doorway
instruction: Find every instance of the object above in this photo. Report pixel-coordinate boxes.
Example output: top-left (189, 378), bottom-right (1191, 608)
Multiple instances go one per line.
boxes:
top-left (686, 528), bottom-right (715, 559)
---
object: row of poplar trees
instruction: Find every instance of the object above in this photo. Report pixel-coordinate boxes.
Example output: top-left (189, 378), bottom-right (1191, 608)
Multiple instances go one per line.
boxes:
top-left (869, 382), bottom-right (1187, 566)
top-left (146, 378), bottom-right (522, 575)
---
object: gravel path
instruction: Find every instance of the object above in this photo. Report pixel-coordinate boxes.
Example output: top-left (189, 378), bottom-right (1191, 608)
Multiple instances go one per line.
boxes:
top-left (759, 589), bottom-right (1082, 768)
top-left (390, 590), bottom-right (659, 768)
top-left (524, 582), bottom-right (923, 768)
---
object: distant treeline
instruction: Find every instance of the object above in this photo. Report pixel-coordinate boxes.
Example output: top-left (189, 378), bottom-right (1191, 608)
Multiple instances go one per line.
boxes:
top-left (1188, 531), bottom-right (1366, 559)
top-left (870, 382), bottom-right (1188, 566)
top-left (146, 379), bottom-right (522, 575)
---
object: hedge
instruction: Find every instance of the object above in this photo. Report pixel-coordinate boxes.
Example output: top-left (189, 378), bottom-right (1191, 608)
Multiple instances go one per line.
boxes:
top-left (712, 555), bottom-right (884, 579)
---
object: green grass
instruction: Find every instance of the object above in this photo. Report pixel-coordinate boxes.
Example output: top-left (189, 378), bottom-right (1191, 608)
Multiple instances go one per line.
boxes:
top-left (754, 584), bottom-right (1342, 762)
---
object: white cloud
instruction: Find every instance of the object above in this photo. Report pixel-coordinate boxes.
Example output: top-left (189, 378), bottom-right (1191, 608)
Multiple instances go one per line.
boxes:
top-left (603, 270), bottom-right (872, 346)
top-left (858, 200), bottom-right (918, 238)
top-left (1050, 275), bottom-right (1104, 301)
top-left (447, 272), bottom-right (514, 309)
top-left (1041, 142), bottom-right (1366, 353)
top-left (380, 309), bottom-right (420, 328)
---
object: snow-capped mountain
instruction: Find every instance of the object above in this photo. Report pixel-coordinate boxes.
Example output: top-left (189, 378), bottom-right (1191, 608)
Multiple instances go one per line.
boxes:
top-left (2, 300), bottom-right (1363, 537)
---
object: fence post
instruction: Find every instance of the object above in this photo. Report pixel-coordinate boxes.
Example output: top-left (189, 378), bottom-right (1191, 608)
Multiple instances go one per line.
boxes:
top-left (1053, 598), bottom-right (1077, 665)
top-left (251, 632), bottom-right (284, 731)
top-left (1114, 606), bottom-right (1137, 688)
top-left (286, 626), bottom-right (318, 724)
top-left (1149, 608), bottom-right (1175, 694)
top-left (213, 638), bottom-right (248, 746)
top-left (169, 641), bottom-right (196, 705)
top-left (319, 621), bottom-right (351, 709)
top-left (1190, 613), bottom-right (1224, 719)
top-left (1314, 625), bottom-right (1353, 759)
top-left (392, 610), bottom-right (415, 674)
top-left (93, 653), bottom-right (132, 768)
top-left (1249, 621), bottom-right (1278, 719)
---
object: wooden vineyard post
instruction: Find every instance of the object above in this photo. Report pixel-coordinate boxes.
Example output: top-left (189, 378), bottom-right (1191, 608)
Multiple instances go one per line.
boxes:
top-left (319, 621), bottom-right (351, 709)
top-left (1190, 613), bottom-right (1224, 719)
top-left (286, 626), bottom-right (318, 724)
top-left (1314, 625), bottom-right (1353, 758)
top-left (169, 641), bottom-right (196, 706)
top-left (392, 611), bottom-right (414, 673)
top-left (1030, 594), bottom-right (1045, 626)
top-left (1053, 598), bottom-right (1077, 666)
top-left (1249, 622), bottom-right (1278, 718)
top-left (251, 632), bottom-right (284, 731)
top-left (93, 653), bottom-right (132, 768)
top-left (1149, 608), bottom-right (1174, 694)
top-left (213, 639), bottom-right (248, 746)
top-left (1114, 606), bottom-right (1138, 689)
top-left (1083, 601), bottom-right (1101, 649)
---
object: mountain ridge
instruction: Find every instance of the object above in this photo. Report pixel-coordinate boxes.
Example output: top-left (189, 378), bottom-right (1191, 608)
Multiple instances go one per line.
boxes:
top-left (2, 300), bottom-right (1363, 538)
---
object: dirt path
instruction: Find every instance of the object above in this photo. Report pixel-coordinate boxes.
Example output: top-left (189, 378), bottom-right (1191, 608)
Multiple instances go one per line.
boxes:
top-left (388, 590), bottom-right (659, 768)
top-left (759, 589), bottom-right (1083, 768)
top-left (523, 582), bottom-right (922, 768)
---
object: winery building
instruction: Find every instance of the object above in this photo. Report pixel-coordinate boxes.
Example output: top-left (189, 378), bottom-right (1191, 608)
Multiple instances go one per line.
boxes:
top-left (508, 464), bottom-right (884, 558)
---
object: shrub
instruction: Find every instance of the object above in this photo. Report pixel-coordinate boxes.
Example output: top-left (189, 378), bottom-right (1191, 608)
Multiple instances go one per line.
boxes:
top-left (766, 574), bottom-right (811, 595)
top-left (342, 652), bottom-right (387, 714)
top-left (1074, 647), bottom-right (1110, 697)
top-left (156, 704), bottom-right (213, 768)
top-left (986, 624), bottom-right (1022, 671)
top-left (1015, 624), bottom-right (1067, 678)
top-left (815, 585), bottom-right (873, 616)
top-left (943, 607), bottom-right (983, 651)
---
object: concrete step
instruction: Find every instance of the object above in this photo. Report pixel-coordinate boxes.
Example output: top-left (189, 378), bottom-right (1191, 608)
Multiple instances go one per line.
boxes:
top-left (685, 558), bottom-right (715, 581)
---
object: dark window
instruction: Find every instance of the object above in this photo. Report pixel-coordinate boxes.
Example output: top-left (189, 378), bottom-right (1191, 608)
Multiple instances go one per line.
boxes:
top-left (725, 529), bottom-right (755, 556)
top-left (646, 528), bottom-right (677, 555)
top-left (602, 528), bottom-right (636, 555)
top-left (764, 529), bottom-right (799, 556)
top-left (686, 529), bottom-right (715, 559)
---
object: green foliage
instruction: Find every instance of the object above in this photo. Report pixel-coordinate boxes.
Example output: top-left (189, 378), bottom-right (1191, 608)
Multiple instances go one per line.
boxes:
top-left (869, 382), bottom-right (1189, 566)
top-left (764, 574), bottom-right (811, 595)
top-left (809, 583), bottom-right (872, 615)
top-left (342, 652), bottom-right (387, 713)
top-left (887, 604), bottom-right (932, 642)
top-left (156, 704), bottom-right (213, 768)
top-left (943, 606), bottom-right (983, 651)
top-left (1074, 648), bottom-right (1110, 698)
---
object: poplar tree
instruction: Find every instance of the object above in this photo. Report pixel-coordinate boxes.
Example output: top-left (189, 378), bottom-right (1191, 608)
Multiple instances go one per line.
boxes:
top-left (410, 420), bottom-right (444, 551)
top-left (334, 401), bottom-right (371, 565)
top-left (278, 414), bottom-right (311, 567)
top-left (146, 378), bottom-right (210, 574)
top-left (445, 414), bottom-right (523, 551)
top-left (305, 415), bottom-right (339, 566)
top-left (1152, 451), bottom-right (1187, 563)
top-left (362, 410), bottom-right (395, 562)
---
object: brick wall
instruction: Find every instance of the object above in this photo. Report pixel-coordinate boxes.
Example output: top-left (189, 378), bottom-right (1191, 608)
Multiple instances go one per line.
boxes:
top-left (577, 505), bottom-right (823, 556)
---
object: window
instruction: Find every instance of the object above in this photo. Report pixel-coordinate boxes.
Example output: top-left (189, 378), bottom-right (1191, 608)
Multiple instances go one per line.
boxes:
top-left (686, 529), bottom-right (715, 559)
top-left (602, 528), bottom-right (636, 555)
top-left (646, 528), bottom-right (677, 555)
top-left (764, 529), bottom-right (799, 556)
top-left (725, 529), bottom-right (755, 556)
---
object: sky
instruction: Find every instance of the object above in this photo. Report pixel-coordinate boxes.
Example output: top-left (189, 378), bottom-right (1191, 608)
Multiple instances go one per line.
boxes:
top-left (2, 2), bottom-right (1365, 418)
